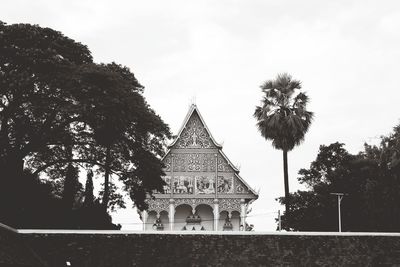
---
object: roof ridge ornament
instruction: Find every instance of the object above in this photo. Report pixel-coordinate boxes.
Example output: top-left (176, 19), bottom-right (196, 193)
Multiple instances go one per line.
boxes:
top-left (189, 96), bottom-right (197, 107)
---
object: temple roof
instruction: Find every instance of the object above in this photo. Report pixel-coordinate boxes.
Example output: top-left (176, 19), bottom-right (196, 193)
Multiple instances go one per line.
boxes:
top-left (163, 104), bottom-right (258, 198)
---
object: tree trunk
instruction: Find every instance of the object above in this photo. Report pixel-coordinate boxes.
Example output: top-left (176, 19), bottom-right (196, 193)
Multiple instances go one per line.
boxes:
top-left (0, 154), bottom-right (24, 226)
top-left (283, 150), bottom-right (289, 213)
top-left (102, 146), bottom-right (111, 212)
top-left (62, 163), bottom-right (77, 211)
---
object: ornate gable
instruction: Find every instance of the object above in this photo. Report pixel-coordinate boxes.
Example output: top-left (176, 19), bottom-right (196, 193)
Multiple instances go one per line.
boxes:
top-left (170, 107), bottom-right (220, 149)
top-left (174, 112), bottom-right (215, 149)
top-left (160, 105), bottom-right (257, 199)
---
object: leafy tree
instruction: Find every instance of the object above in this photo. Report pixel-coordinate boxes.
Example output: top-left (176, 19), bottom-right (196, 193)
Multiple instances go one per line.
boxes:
top-left (254, 73), bottom-right (313, 212)
top-left (279, 142), bottom-right (354, 231)
top-left (279, 125), bottom-right (400, 232)
top-left (0, 22), bottom-right (92, 179)
top-left (0, 21), bottom-right (171, 227)
top-left (99, 180), bottom-right (126, 212)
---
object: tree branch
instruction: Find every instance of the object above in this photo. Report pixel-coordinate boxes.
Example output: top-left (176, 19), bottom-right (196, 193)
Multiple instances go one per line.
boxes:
top-left (20, 115), bottom-right (82, 156)
top-left (32, 157), bottom-right (122, 177)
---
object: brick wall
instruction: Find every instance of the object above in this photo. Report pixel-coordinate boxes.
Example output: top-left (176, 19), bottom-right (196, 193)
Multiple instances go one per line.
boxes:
top-left (16, 232), bottom-right (400, 266)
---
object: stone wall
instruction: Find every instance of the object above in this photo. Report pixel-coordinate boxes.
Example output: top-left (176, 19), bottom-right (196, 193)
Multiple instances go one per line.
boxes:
top-left (0, 223), bottom-right (44, 267)
top-left (17, 231), bottom-right (400, 266)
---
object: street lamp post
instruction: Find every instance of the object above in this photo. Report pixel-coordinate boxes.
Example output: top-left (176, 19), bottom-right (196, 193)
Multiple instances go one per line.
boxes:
top-left (330, 193), bottom-right (345, 232)
top-left (278, 210), bottom-right (282, 231)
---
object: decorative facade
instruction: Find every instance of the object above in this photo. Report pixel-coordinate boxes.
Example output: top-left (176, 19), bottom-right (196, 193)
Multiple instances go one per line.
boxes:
top-left (142, 104), bottom-right (258, 231)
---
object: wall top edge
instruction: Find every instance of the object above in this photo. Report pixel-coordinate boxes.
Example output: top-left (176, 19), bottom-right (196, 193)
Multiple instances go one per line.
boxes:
top-left (16, 229), bottom-right (400, 237)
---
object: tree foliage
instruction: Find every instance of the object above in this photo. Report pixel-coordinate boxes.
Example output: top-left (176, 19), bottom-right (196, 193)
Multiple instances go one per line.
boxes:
top-left (254, 73), bottom-right (313, 151)
top-left (279, 124), bottom-right (400, 232)
top-left (0, 22), bottom-right (171, 228)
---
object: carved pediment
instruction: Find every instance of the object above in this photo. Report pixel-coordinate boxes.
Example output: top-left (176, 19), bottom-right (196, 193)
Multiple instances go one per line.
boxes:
top-left (173, 111), bottom-right (216, 149)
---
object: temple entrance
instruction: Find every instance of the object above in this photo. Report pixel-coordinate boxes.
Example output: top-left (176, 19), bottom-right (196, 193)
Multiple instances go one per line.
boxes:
top-left (173, 204), bottom-right (214, 231)
top-left (218, 210), bottom-right (240, 231)
top-left (218, 211), bottom-right (228, 231)
top-left (174, 204), bottom-right (192, 231)
top-left (195, 204), bottom-right (214, 231)
top-left (231, 211), bottom-right (240, 231)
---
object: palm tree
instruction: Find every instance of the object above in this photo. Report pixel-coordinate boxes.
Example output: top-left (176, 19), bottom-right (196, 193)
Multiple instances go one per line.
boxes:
top-left (254, 73), bottom-right (313, 212)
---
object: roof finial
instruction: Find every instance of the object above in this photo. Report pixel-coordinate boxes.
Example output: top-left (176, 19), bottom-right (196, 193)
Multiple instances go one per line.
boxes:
top-left (189, 95), bottom-right (196, 107)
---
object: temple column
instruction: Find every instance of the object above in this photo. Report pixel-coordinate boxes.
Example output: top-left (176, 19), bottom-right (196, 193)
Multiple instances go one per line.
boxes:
top-left (240, 199), bottom-right (246, 231)
top-left (169, 199), bottom-right (175, 231)
top-left (142, 210), bottom-right (148, 231)
top-left (213, 199), bottom-right (219, 231)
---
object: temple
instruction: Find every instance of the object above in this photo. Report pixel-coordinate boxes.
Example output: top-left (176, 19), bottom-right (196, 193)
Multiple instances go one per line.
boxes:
top-left (142, 104), bottom-right (258, 231)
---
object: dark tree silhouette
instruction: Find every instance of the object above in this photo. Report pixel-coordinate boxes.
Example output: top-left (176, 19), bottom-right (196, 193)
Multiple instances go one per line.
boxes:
top-left (62, 163), bottom-right (81, 211)
top-left (83, 170), bottom-right (94, 207)
top-left (0, 21), bottom-right (171, 228)
top-left (254, 73), bottom-right (313, 213)
top-left (279, 124), bottom-right (400, 232)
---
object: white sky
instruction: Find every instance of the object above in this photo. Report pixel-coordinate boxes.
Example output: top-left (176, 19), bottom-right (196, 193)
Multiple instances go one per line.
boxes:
top-left (2, 0), bottom-right (400, 231)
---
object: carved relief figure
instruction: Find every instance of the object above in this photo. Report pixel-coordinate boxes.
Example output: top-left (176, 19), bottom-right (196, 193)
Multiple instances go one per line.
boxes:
top-left (195, 176), bottom-right (215, 194)
top-left (173, 176), bottom-right (194, 194)
top-left (217, 176), bottom-right (233, 193)
top-left (162, 176), bottom-right (171, 194)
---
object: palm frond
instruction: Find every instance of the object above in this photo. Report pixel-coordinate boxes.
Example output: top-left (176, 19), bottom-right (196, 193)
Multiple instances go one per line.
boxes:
top-left (254, 73), bottom-right (313, 151)
top-left (260, 80), bottom-right (274, 90)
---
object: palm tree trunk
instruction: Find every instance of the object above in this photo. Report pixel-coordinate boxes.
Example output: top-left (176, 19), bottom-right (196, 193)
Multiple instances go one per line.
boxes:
top-left (283, 149), bottom-right (289, 212)
top-left (102, 146), bottom-right (111, 212)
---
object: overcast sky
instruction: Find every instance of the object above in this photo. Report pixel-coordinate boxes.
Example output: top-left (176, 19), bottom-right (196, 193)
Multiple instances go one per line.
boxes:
top-left (2, 0), bottom-right (400, 231)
